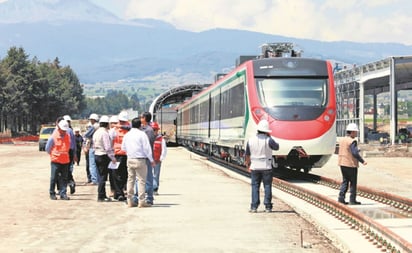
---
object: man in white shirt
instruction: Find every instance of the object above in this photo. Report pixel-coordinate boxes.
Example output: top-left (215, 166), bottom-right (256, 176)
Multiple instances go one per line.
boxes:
top-left (121, 118), bottom-right (155, 208)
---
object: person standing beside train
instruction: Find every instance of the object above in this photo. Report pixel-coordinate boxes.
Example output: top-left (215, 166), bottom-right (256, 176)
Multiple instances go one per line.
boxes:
top-left (244, 119), bottom-right (279, 213)
top-left (337, 123), bottom-right (367, 205)
top-left (139, 112), bottom-right (156, 205)
top-left (122, 117), bottom-right (155, 208)
top-left (151, 121), bottom-right (167, 195)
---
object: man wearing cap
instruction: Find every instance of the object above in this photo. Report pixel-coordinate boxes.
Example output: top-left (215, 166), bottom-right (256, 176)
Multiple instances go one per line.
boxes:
top-left (45, 118), bottom-right (71, 200)
top-left (244, 119), bottom-right (279, 213)
top-left (338, 123), bottom-right (367, 205)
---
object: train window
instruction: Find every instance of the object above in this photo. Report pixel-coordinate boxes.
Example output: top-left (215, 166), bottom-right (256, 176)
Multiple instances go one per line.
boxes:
top-left (211, 92), bottom-right (221, 122)
top-left (256, 78), bottom-right (328, 107)
top-left (221, 83), bottom-right (245, 120)
top-left (199, 100), bottom-right (209, 123)
top-left (190, 104), bottom-right (199, 124)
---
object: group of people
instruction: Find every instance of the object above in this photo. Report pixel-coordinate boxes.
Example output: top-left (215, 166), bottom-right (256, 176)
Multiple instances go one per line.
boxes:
top-left (46, 111), bottom-right (167, 208)
top-left (244, 119), bottom-right (366, 213)
top-left (47, 114), bottom-right (365, 211)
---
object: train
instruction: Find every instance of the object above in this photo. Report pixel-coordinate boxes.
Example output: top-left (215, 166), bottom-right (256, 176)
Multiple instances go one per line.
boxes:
top-left (175, 43), bottom-right (337, 172)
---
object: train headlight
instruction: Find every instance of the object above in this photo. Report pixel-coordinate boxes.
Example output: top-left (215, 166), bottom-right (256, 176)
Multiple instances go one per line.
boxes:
top-left (324, 115), bottom-right (330, 121)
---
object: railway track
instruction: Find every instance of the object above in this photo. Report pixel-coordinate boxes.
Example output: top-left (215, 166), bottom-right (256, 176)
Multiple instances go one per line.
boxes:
top-left (204, 154), bottom-right (412, 253)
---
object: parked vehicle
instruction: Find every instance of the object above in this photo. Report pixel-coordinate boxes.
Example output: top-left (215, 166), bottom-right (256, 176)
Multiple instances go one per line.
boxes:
top-left (398, 126), bottom-right (412, 143)
top-left (38, 125), bottom-right (55, 151)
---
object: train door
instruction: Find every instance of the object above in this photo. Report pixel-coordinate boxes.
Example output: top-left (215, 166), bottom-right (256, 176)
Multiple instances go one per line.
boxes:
top-left (210, 89), bottom-right (221, 141)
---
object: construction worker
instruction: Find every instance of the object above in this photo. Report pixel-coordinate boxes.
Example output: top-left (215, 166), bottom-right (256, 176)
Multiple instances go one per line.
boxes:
top-left (46, 119), bottom-right (71, 200)
top-left (110, 111), bottom-right (131, 201)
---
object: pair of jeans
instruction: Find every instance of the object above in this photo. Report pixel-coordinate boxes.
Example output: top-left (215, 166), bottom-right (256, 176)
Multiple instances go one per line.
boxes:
top-left (49, 162), bottom-right (69, 197)
top-left (250, 169), bottom-right (273, 210)
top-left (153, 161), bottom-right (162, 191)
top-left (145, 159), bottom-right (154, 203)
top-left (88, 148), bottom-right (98, 183)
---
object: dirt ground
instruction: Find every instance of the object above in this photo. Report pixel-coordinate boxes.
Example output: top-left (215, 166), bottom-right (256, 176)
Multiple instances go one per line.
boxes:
top-left (1, 143), bottom-right (410, 252)
top-left (0, 143), bottom-right (343, 253)
top-left (315, 145), bottom-right (412, 199)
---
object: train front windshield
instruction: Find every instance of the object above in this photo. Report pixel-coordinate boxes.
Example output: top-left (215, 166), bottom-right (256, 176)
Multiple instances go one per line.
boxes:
top-left (256, 78), bottom-right (328, 107)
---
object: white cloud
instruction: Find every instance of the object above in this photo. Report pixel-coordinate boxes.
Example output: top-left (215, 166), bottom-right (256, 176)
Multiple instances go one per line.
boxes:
top-left (118, 0), bottom-right (412, 45)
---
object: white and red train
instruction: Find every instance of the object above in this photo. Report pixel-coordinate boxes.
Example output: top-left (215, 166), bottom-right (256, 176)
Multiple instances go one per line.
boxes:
top-left (176, 43), bottom-right (336, 172)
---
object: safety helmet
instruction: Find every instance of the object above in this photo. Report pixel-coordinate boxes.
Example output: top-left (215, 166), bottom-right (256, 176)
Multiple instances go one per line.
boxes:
top-left (118, 111), bottom-right (128, 121)
top-left (346, 123), bottom-right (359, 132)
top-left (63, 115), bottom-right (72, 121)
top-left (151, 121), bottom-right (160, 130)
top-left (58, 120), bottom-right (69, 131)
top-left (109, 115), bottom-right (119, 123)
top-left (257, 119), bottom-right (272, 133)
top-left (89, 113), bottom-right (99, 121)
top-left (99, 115), bottom-right (109, 123)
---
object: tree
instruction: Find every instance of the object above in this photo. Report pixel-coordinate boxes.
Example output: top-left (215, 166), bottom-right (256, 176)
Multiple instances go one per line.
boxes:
top-left (0, 48), bottom-right (85, 135)
top-left (80, 91), bottom-right (143, 118)
top-left (0, 47), bottom-right (36, 133)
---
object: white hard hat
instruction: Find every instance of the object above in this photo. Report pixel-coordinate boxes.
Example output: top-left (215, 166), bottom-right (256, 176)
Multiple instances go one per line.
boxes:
top-left (89, 113), bottom-right (99, 121)
top-left (257, 119), bottom-right (272, 133)
top-left (118, 111), bottom-right (128, 121)
top-left (346, 123), bottom-right (359, 132)
top-left (99, 115), bottom-right (109, 123)
top-left (63, 115), bottom-right (72, 121)
top-left (58, 120), bottom-right (69, 131)
top-left (109, 115), bottom-right (119, 123)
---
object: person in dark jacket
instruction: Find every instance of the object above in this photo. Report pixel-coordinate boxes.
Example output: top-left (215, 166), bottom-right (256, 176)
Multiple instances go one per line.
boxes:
top-left (74, 128), bottom-right (83, 166)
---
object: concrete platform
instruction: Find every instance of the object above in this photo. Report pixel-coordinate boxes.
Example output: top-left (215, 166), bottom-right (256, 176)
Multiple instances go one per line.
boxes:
top-left (159, 147), bottom-right (412, 253)
top-left (136, 147), bottom-right (339, 253)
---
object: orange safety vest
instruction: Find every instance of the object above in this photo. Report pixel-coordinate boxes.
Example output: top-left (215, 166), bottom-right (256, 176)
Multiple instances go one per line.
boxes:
top-left (153, 135), bottom-right (163, 162)
top-left (50, 129), bottom-right (71, 164)
top-left (113, 123), bottom-right (129, 156)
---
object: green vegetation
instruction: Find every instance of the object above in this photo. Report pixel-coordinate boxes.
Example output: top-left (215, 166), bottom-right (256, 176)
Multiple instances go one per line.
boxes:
top-left (0, 47), bottom-right (162, 136)
top-left (83, 90), bottom-right (144, 118)
top-left (0, 47), bottom-right (84, 135)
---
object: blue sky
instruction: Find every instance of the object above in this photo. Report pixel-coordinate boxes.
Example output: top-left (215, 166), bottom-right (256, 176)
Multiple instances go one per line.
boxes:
top-left (89, 0), bottom-right (412, 45)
